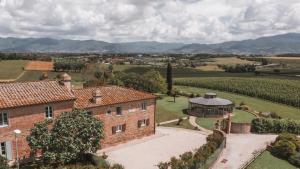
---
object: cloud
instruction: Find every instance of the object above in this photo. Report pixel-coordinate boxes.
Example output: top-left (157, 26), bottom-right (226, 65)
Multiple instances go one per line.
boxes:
top-left (0, 0), bottom-right (300, 43)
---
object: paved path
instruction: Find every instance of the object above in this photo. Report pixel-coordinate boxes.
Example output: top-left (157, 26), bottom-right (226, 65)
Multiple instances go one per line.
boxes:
top-left (189, 116), bottom-right (213, 134)
top-left (158, 117), bottom-right (188, 125)
top-left (98, 127), bottom-right (208, 169)
top-left (212, 134), bottom-right (276, 169)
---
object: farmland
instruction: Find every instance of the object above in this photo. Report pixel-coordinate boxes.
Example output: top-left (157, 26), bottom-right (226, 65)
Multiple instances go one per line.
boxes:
top-left (175, 77), bottom-right (300, 107)
top-left (175, 86), bottom-right (300, 120)
top-left (0, 60), bottom-right (28, 79)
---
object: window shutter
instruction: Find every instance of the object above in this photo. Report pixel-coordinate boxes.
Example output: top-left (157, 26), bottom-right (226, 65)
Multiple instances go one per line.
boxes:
top-left (5, 141), bottom-right (12, 161)
top-left (112, 126), bottom-right (116, 134)
top-left (146, 119), bottom-right (150, 126)
top-left (122, 124), bottom-right (126, 132)
top-left (138, 120), bottom-right (141, 128)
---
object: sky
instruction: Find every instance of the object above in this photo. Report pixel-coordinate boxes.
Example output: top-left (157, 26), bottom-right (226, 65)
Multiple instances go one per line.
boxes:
top-left (0, 0), bottom-right (300, 44)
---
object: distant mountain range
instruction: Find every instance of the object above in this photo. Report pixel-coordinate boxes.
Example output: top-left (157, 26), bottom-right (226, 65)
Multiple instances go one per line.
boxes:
top-left (1, 33), bottom-right (300, 54)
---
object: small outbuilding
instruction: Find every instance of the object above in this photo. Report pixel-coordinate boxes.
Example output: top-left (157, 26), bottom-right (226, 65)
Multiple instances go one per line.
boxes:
top-left (188, 93), bottom-right (234, 117)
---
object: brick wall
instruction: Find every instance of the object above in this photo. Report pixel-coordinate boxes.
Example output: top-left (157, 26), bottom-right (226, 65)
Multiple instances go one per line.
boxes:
top-left (86, 98), bottom-right (156, 147)
top-left (0, 100), bottom-right (74, 160)
top-left (0, 98), bottom-right (156, 160)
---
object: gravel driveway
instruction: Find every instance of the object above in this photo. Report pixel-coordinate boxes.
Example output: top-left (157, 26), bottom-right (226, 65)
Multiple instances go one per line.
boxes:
top-left (212, 134), bottom-right (277, 169)
top-left (98, 127), bottom-right (208, 169)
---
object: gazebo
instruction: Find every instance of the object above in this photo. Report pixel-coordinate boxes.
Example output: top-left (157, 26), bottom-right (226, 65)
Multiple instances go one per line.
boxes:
top-left (188, 93), bottom-right (234, 118)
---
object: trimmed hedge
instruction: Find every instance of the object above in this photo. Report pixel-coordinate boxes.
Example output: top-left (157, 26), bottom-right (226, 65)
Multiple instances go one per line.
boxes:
top-left (251, 118), bottom-right (300, 134)
top-left (157, 131), bottom-right (225, 169)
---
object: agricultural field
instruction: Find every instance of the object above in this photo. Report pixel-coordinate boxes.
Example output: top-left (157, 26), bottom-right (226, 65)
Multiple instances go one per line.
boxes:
top-left (211, 57), bottom-right (256, 65)
top-left (175, 77), bottom-right (300, 108)
top-left (175, 86), bottom-right (300, 120)
top-left (247, 151), bottom-right (297, 169)
top-left (196, 109), bottom-right (255, 130)
top-left (25, 61), bottom-right (54, 71)
top-left (0, 60), bottom-right (28, 79)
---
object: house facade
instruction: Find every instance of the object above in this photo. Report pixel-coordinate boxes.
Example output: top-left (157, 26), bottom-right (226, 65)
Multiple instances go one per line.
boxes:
top-left (0, 74), bottom-right (156, 161)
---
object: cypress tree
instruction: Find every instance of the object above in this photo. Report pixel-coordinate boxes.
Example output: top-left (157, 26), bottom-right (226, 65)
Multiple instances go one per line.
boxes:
top-left (166, 63), bottom-right (173, 95)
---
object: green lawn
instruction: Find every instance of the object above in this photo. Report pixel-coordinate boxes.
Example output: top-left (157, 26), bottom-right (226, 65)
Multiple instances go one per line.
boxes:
top-left (175, 86), bottom-right (300, 120)
top-left (156, 96), bottom-right (188, 123)
top-left (196, 109), bottom-right (255, 130)
top-left (0, 60), bottom-right (28, 79)
top-left (247, 151), bottom-right (297, 169)
top-left (161, 119), bottom-right (196, 130)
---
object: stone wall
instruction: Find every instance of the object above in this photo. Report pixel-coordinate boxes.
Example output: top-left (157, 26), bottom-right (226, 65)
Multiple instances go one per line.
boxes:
top-left (230, 122), bottom-right (251, 134)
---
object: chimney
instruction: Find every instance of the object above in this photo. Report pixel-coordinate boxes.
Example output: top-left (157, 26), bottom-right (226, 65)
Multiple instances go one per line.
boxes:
top-left (92, 89), bottom-right (102, 104)
top-left (60, 73), bottom-right (72, 91)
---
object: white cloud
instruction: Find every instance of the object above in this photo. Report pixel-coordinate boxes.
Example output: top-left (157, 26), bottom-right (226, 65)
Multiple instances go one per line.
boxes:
top-left (0, 0), bottom-right (300, 43)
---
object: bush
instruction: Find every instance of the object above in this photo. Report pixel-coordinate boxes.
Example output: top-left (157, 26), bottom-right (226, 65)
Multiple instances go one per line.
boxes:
top-left (251, 118), bottom-right (300, 134)
top-left (158, 132), bottom-right (225, 169)
top-left (270, 140), bottom-right (296, 159)
top-left (288, 152), bottom-right (300, 167)
top-left (0, 156), bottom-right (9, 169)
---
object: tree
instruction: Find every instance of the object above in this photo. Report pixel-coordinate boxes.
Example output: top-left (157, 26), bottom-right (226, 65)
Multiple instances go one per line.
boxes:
top-left (27, 109), bottom-right (104, 165)
top-left (144, 69), bottom-right (167, 93)
top-left (166, 63), bottom-right (173, 95)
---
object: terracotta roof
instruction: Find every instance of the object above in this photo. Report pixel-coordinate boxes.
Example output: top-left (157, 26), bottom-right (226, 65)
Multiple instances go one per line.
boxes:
top-left (74, 86), bottom-right (156, 108)
top-left (0, 81), bottom-right (75, 109)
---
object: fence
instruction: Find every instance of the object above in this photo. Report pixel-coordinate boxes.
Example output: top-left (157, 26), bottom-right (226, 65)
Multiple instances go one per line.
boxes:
top-left (238, 147), bottom-right (267, 169)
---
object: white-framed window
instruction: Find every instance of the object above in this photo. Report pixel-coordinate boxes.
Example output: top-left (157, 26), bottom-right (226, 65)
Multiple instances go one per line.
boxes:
top-left (140, 119), bottom-right (146, 127)
top-left (116, 107), bottom-right (122, 116)
top-left (0, 112), bottom-right (8, 127)
top-left (0, 141), bottom-right (12, 160)
top-left (0, 142), bottom-right (6, 156)
top-left (128, 105), bottom-right (135, 113)
top-left (141, 102), bottom-right (147, 111)
top-left (138, 119), bottom-right (150, 128)
top-left (112, 124), bottom-right (126, 134)
top-left (116, 125), bottom-right (123, 133)
top-left (45, 106), bottom-right (53, 118)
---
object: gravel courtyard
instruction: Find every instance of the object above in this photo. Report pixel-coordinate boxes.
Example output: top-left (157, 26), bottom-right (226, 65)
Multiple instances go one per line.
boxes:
top-left (212, 134), bottom-right (277, 169)
top-left (98, 127), bottom-right (208, 169)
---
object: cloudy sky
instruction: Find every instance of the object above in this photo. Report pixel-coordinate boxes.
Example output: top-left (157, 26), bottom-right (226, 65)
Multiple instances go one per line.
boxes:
top-left (0, 0), bottom-right (300, 43)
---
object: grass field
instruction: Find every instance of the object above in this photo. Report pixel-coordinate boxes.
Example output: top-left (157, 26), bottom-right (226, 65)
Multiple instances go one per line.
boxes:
top-left (175, 86), bottom-right (300, 120)
top-left (247, 151), bottom-right (297, 169)
top-left (196, 109), bottom-right (255, 130)
top-left (161, 119), bottom-right (195, 130)
top-left (0, 60), bottom-right (28, 79)
top-left (212, 57), bottom-right (256, 65)
top-left (25, 61), bottom-right (54, 71)
top-left (156, 96), bottom-right (188, 123)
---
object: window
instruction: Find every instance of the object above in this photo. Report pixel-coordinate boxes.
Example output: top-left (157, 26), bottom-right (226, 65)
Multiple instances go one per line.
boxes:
top-left (45, 106), bottom-right (53, 118)
top-left (0, 112), bottom-right (8, 127)
top-left (141, 102), bottom-right (147, 111)
top-left (112, 124), bottom-right (126, 134)
top-left (128, 105), bottom-right (135, 113)
top-left (0, 142), bottom-right (5, 156)
top-left (0, 141), bottom-right (12, 160)
top-left (138, 119), bottom-right (150, 128)
top-left (116, 107), bottom-right (122, 116)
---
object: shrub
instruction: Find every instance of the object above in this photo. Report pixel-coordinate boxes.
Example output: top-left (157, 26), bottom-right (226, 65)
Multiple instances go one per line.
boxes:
top-left (271, 140), bottom-right (296, 159)
top-left (0, 156), bottom-right (9, 169)
top-left (157, 162), bottom-right (169, 169)
top-left (110, 164), bottom-right (125, 169)
top-left (288, 152), bottom-right (300, 167)
top-left (251, 118), bottom-right (300, 134)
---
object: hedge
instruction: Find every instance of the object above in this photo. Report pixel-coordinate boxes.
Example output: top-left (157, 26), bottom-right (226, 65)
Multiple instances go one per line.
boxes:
top-left (251, 118), bottom-right (300, 134)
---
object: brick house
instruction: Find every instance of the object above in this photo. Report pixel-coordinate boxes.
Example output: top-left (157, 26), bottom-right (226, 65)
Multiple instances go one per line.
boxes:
top-left (0, 73), bottom-right (156, 161)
